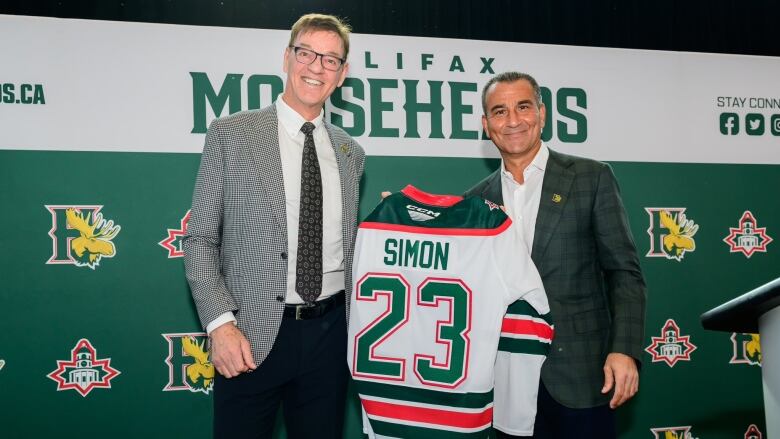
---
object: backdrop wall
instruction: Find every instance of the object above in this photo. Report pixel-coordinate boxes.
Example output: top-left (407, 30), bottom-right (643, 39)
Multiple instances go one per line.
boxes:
top-left (1, 14), bottom-right (778, 439)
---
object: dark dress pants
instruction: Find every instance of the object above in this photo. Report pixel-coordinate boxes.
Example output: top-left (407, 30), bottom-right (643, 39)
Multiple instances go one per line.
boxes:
top-left (495, 382), bottom-right (615, 439)
top-left (213, 302), bottom-right (349, 439)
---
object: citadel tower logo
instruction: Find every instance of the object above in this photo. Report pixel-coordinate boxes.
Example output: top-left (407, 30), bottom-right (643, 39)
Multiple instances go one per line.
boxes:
top-left (744, 424), bottom-right (763, 439)
top-left (645, 319), bottom-right (697, 367)
top-left (723, 211), bottom-right (772, 258)
top-left (47, 339), bottom-right (121, 397)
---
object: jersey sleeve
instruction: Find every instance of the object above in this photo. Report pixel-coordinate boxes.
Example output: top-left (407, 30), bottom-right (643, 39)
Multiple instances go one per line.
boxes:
top-left (491, 218), bottom-right (554, 436)
top-left (493, 299), bottom-right (554, 435)
top-left (492, 219), bottom-right (548, 313)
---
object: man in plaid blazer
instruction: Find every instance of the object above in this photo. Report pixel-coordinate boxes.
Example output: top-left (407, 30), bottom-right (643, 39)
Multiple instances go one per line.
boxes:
top-left (183, 14), bottom-right (364, 438)
top-left (465, 72), bottom-right (646, 438)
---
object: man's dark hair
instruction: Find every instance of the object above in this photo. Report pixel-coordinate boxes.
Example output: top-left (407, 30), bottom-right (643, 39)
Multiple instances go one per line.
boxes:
top-left (481, 71), bottom-right (543, 114)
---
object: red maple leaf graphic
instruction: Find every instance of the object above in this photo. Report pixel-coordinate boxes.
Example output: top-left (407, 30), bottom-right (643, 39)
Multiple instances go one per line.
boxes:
top-left (645, 319), bottom-right (697, 367)
top-left (159, 210), bottom-right (191, 258)
top-left (724, 211), bottom-right (773, 258)
top-left (47, 339), bottom-right (120, 397)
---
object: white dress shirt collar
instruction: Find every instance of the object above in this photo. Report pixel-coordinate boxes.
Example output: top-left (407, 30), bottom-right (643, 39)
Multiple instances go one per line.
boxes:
top-left (500, 143), bottom-right (549, 183)
top-left (276, 97), bottom-right (324, 138)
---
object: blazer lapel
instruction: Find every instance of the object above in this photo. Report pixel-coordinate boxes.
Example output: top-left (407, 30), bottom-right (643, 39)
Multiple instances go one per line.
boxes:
top-left (325, 122), bottom-right (357, 219)
top-left (532, 149), bottom-right (574, 262)
top-left (244, 106), bottom-right (288, 236)
top-left (478, 170), bottom-right (503, 205)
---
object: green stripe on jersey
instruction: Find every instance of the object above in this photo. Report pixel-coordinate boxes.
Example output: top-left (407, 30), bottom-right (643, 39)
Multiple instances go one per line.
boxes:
top-left (498, 337), bottom-right (551, 355)
top-left (364, 192), bottom-right (508, 230)
top-left (355, 380), bottom-right (492, 409)
top-left (369, 418), bottom-right (491, 439)
top-left (506, 300), bottom-right (553, 326)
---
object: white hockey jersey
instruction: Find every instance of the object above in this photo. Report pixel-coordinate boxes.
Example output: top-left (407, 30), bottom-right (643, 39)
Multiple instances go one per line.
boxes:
top-left (348, 185), bottom-right (553, 438)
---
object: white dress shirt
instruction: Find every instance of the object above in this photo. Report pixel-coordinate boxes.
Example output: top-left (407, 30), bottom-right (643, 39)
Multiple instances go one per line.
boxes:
top-left (206, 99), bottom-right (345, 333)
top-left (276, 98), bottom-right (345, 304)
top-left (500, 143), bottom-right (549, 254)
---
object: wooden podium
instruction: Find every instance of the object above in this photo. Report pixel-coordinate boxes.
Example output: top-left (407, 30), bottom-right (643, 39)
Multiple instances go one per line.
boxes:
top-left (701, 277), bottom-right (780, 438)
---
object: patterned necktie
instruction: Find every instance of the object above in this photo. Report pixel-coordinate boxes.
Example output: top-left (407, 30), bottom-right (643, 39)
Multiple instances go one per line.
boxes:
top-left (296, 122), bottom-right (323, 305)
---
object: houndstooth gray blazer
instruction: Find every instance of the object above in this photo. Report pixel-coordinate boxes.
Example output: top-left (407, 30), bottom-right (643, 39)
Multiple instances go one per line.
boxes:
top-left (182, 104), bottom-right (365, 366)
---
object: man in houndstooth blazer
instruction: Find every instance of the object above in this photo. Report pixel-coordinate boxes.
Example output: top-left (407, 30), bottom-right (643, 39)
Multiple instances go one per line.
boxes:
top-left (183, 14), bottom-right (364, 438)
top-left (465, 72), bottom-right (646, 439)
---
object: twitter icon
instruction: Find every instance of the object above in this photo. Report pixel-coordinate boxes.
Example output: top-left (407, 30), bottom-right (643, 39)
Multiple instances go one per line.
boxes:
top-left (746, 113), bottom-right (765, 135)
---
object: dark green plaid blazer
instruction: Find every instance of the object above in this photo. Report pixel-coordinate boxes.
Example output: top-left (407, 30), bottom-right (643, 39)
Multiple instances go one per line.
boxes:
top-left (465, 148), bottom-right (646, 409)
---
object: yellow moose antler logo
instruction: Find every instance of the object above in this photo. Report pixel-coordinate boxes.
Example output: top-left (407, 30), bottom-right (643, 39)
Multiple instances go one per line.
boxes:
top-left (659, 210), bottom-right (698, 261)
top-left (65, 208), bottom-right (121, 269)
top-left (182, 336), bottom-right (215, 393)
top-left (746, 334), bottom-right (761, 364)
top-left (663, 431), bottom-right (697, 439)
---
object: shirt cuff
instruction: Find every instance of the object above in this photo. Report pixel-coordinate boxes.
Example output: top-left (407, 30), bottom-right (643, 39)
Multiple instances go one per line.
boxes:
top-left (206, 312), bottom-right (237, 335)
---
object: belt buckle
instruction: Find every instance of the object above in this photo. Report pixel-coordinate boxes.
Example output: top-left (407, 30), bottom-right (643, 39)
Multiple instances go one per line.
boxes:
top-left (296, 303), bottom-right (314, 320)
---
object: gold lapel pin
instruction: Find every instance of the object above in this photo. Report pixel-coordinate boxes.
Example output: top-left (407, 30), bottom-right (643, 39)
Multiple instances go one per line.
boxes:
top-left (340, 144), bottom-right (349, 154)
top-left (552, 194), bottom-right (562, 203)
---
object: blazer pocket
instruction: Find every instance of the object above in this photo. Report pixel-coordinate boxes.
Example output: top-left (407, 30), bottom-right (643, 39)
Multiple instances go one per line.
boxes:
top-left (572, 308), bottom-right (610, 334)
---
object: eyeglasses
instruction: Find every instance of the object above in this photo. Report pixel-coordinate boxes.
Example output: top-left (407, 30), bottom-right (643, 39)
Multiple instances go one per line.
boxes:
top-left (290, 46), bottom-right (345, 71)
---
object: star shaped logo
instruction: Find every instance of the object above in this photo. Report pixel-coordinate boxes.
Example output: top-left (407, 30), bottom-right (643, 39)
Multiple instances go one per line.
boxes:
top-left (744, 423), bottom-right (763, 439)
top-left (159, 210), bottom-right (191, 258)
top-left (723, 211), bottom-right (772, 258)
top-left (645, 319), bottom-right (697, 367)
top-left (47, 339), bottom-right (121, 397)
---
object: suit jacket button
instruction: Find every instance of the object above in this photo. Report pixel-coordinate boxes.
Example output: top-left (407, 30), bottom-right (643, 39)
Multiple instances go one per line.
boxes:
top-left (281, 251), bottom-right (287, 259)
top-left (276, 296), bottom-right (284, 302)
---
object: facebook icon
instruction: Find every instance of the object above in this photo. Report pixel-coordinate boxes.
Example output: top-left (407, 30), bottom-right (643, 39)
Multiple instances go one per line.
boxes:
top-left (720, 112), bottom-right (739, 135)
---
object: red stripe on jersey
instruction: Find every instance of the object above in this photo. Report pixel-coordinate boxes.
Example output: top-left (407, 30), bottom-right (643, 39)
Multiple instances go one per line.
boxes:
top-left (362, 398), bottom-right (493, 429)
top-left (401, 185), bottom-right (464, 207)
top-left (360, 218), bottom-right (511, 236)
top-left (501, 317), bottom-right (555, 341)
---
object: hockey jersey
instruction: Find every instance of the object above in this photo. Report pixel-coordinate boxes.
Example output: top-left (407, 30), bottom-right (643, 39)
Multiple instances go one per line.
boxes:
top-left (348, 185), bottom-right (553, 438)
